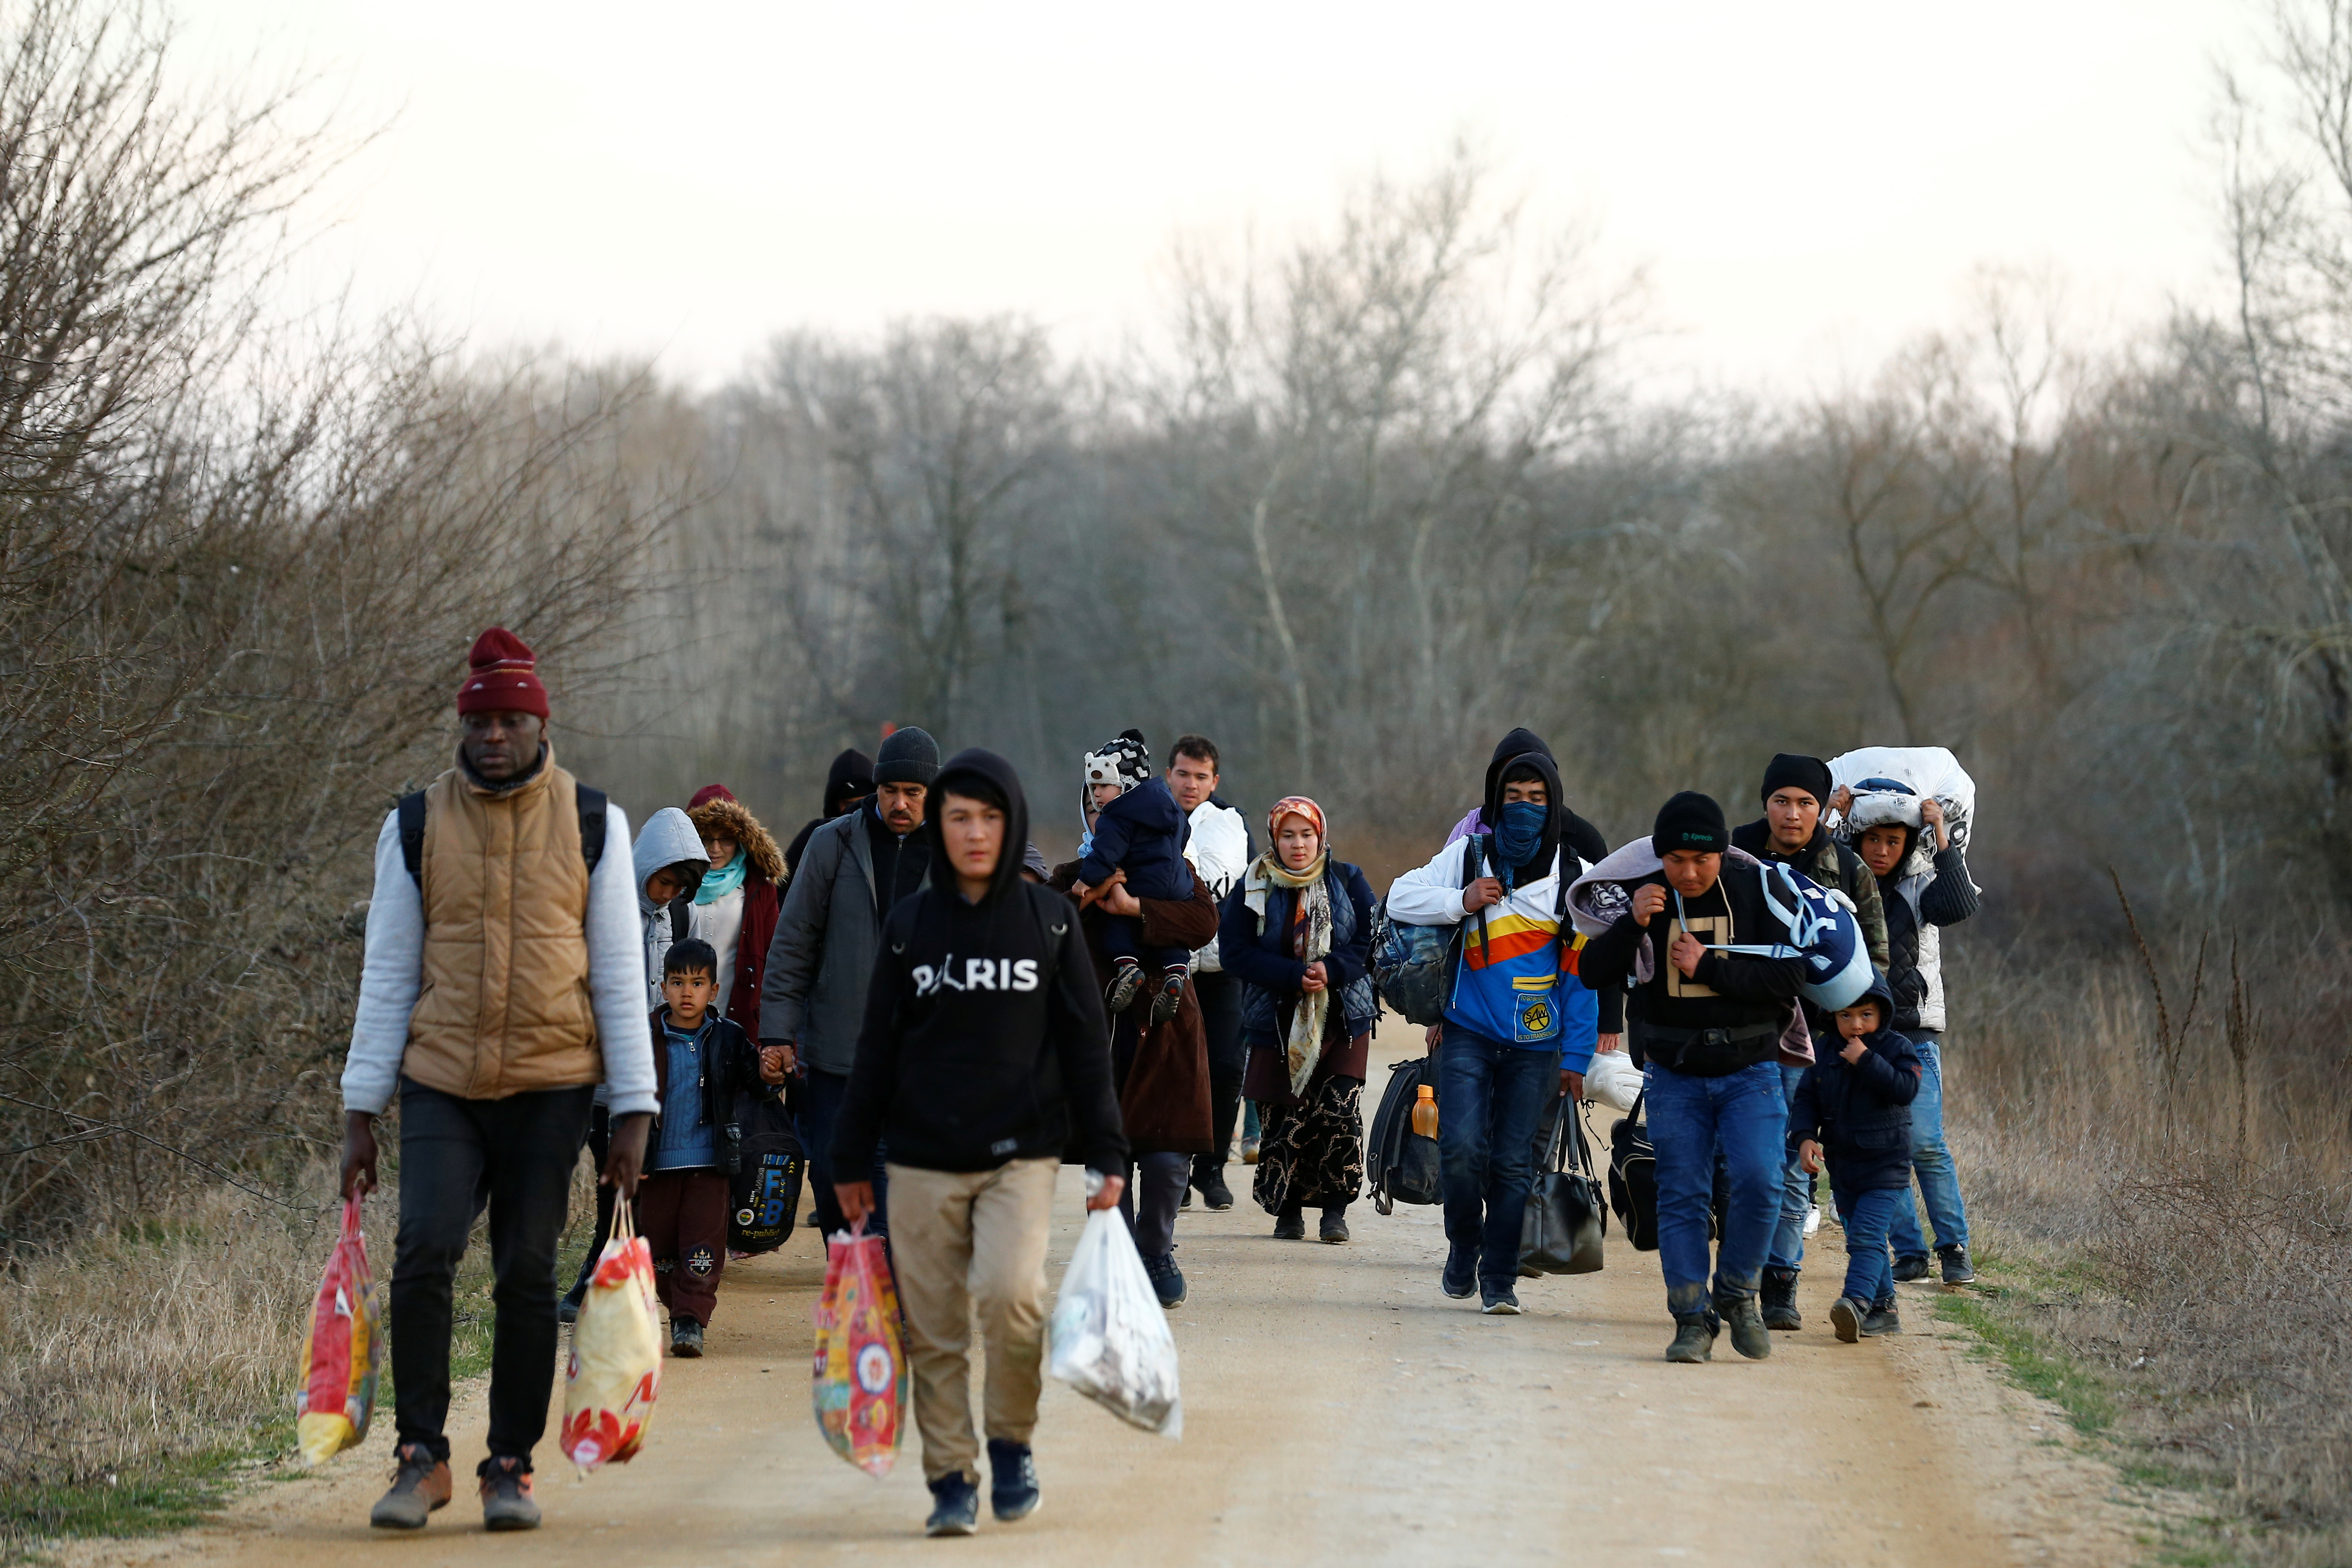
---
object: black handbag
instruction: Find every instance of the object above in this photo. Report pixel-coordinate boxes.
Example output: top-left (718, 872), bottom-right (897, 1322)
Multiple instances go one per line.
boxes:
top-left (1519, 1095), bottom-right (1606, 1275)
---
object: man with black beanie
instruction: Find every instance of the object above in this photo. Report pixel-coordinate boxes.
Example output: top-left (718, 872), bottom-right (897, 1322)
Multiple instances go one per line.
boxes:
top-left (1728, 752), bottom-right (1889, 1331)
top-left (1578, 791), bottom-right (1806, 1364)
top-left (760, 725), bottom-right (941, 1238)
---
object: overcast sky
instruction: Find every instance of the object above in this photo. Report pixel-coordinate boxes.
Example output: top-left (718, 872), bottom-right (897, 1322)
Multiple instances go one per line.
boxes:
top-left (186, 0), bottom-right (2254, 393)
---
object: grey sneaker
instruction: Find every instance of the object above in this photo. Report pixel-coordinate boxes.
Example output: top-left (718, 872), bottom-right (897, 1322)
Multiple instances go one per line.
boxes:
top-left (926, 1472), bottom-right (980, 1536)
top-left (368, 1444), bottom-right (451, 1529)
top-left (1938, 1245), bottom-right (1976, 1285)
top-left (1721, 1296), bottom-right (1772, 1360)
top-left (1144, 1251), bottom-right (1186, 1308)
top-left (1480, 1289), bottom-right (1522, 1315)
top-left (477, 1456), bottom-right (540, 1531)
top-left (1862, 1299), bottom-right (1904, 1337)
top-left (1105, 962), bottom-right (1144, 1014)
top-left (1761, 1266), bottom-right (1802, 1330)
top-left (1148, 972), bottom-right (1185, 1027)
top-left (557, 1289), bottom-right (582, 1326)
top-left (1829, 1295), bottom-right (1866, 1343)
top-left (986, 1438), bottom-right (1040, 1523)
top-left (1665, 1314), bottom-right (1717, 1363)
top-left (670, 1316), bottom-right (704, 1357)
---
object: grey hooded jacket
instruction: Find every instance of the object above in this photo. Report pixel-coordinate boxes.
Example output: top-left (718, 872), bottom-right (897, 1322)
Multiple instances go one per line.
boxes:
top-left (758, 807), bottom-right (898, 1075)
top-left (632, 807), bottom-right (709, 1008)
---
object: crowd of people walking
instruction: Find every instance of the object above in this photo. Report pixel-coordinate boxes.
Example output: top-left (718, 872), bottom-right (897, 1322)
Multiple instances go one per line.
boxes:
top-left (337, 626), bottom-right (1981, 1537)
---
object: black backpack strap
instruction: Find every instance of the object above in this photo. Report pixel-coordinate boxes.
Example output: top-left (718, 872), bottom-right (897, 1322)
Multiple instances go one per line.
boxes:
top-left (576, 784), bottom-right (608, 873)
top-left (668, 893), bottom-right (694, 942)
top-left (397, 790), bottom-right (428, 890)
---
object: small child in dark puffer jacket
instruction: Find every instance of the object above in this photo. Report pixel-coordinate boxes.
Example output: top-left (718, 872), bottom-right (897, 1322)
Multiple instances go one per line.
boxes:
top-left (1070, 729), bottom-right (1193, 1025)
top-left (1789, 970), bottom-right (1922, 1342)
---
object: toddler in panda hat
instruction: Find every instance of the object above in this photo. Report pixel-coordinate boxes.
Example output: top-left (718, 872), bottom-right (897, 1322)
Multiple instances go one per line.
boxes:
top-left (1072, 728), bottom-right (1194, 1025)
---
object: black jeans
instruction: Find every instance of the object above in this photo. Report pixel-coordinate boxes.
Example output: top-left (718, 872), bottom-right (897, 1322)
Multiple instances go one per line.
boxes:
top-left (1192, 971), bottom-right (1245, 1184)
top-left (800, 1066), bottom-right (889, 1238)
top-left (391, 1078), bottom-right (593, 1468)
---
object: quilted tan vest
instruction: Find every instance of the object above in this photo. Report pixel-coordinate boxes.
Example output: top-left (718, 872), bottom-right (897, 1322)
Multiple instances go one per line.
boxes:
top-left (401, 750), bottom-right (602, 1098)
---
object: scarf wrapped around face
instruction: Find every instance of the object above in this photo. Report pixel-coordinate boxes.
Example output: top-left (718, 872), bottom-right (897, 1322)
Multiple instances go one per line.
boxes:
top-left (1244, 797), bottom-right (1333, 1098)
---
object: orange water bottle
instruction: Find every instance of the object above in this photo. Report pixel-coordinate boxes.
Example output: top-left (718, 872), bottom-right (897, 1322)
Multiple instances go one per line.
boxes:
top-left (1411, 1083), bottom-right (1439, 1139)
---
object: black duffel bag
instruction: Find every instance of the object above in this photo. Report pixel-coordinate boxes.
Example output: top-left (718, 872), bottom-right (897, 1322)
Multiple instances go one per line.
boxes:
top-left (1521, 1094), bottom-right (1605, 1275)
top-left (1367, 1054), bottom-right (1444, 1214)
top-left (1608, 1088), bottom-right (1661, 1252)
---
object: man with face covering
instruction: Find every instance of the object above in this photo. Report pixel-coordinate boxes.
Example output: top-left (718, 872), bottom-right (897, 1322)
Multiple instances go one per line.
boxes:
top-left (1385, 744), bottom-right (1603, 1315)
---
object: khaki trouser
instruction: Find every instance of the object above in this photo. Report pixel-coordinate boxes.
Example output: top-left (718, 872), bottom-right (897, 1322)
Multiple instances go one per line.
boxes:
top-left (884, 1157), bottom-right (1059, 1485)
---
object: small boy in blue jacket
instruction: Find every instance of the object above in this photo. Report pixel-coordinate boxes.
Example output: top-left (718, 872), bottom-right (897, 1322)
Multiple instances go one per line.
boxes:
top-left (1070, 729), bottom-right (1193, 1025)
top-left (1789, 970), bottom-right (1923, 1342)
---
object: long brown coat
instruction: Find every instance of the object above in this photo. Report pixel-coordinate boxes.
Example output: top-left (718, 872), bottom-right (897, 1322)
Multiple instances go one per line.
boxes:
top-left (1051, 864), bottom-right (1218, 1156)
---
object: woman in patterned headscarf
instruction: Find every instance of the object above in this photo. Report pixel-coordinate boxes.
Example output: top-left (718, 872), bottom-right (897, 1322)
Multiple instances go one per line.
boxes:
top-left (1214, 797), bottom-right (1380, 1243)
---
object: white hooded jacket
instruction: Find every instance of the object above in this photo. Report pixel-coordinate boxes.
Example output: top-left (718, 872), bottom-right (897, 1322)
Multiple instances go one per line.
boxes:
top-left (633, 807), bottom-right (710, 1009)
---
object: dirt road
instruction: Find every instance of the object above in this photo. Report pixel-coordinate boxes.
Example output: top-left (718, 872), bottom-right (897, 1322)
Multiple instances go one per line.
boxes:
top-left (88, 1043), bottom-right (2145, 1568)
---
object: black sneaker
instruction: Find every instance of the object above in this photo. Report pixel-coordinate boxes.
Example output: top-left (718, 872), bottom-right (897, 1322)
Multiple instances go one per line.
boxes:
top-left (1760, 1266), bottom-right (1802, 1330)
top-left (985, 1438), bottom-right (1039, 1523)
top-left (1148, 971), bottom-right (1185, 1027)
top-left (1862, 1299), bottom-right (1904, 1337)
top-left (1441, 1245), bottom-right (1476, 1298)
top-left (1665, 1313), bottom-right (1718, 1363)
top-left (670, 1317), bottom-right (704, 1358)
top-left (1720, 1296), bottom-right (1772, 1360)
top-left (1480, 1288), bottom-right (1522, 1315)
top-left (1318, 1208), bottom-right (1349, 1244)
top-left (557, 1289), bottom-right (583, 1326)
top-left (1104, 960), bottom-right (1144, 1014)
top-left (1273, 1207), bottom-right (1305, 1241)
top-left (1829, 1295), bottom-right (1865, 1343)
top-left (1193, 1168), bottom-right (1234, 1211)
top-left (1937, 1245), bottom-right (1976, 1285)
top-left (1892, 1252), bottom-right (1931, 1283)
top-left (926, 1472), bottom-right (980, 1537)
top-left (1144, 1250), bottom-right (1186, 1308)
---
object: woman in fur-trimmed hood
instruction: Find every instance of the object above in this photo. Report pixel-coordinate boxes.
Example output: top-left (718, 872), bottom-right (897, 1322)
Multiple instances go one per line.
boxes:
top-left (686, 784), bottom-right (788, 1036)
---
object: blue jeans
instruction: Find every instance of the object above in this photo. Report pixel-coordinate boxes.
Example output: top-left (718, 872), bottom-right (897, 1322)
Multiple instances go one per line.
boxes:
top-left (800, 1067), bottom-right (890, 1239)
top-left (1885, 1035), bottom-right (1970, 1256)
top-left (1767, 1062), bottom-right (1810, 1272)
top-left (1834, 1184), bottom-right (1901, 1306)
top-left (1437, 1024), bottom-right (1559, 1292)
top-left (1646, 1058), bottom-right (1785, 1316)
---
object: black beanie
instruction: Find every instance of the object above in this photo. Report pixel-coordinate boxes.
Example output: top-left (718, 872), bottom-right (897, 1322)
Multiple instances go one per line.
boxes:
top-left (1651, 791), bottom-right (1730, 856)
top-left (1759, 752), bottom-right (1833, 807)
top-left (874, 726), bottom-right (940, 787)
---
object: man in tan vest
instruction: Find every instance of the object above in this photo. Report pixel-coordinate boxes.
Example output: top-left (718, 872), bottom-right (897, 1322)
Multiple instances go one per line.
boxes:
top-left (340, 628), bottom-right (656, 1532)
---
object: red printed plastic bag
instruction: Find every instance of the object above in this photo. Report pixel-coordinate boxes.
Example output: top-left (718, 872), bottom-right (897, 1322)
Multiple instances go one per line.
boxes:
top-left (560, 1196), bottom-right (662, 1473)
top-left (811, 1220), bottom-right (906, 1476)
top-left (295, 1196), bottom-right (381, 1465)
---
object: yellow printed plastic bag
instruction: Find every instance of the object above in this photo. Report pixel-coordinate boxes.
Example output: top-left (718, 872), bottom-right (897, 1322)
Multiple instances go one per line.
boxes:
top-left (295, 1196), bottom-right (380, 1465)
top-left (810, 1219), bottom-right (906, 1475)
top-left (561, 1195), bottom-right (661, 1473)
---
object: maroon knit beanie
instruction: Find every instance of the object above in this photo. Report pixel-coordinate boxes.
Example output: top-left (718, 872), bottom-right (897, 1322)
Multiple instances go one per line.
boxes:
top-left (456, 627), bottom-right (550, 719)
top-left (688, 784), bottom-right (736, 810)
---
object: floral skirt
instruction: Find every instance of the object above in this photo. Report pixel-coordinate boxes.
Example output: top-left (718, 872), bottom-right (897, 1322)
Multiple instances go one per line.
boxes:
top-left (1252, 1073), bottom-right (1365, 1214)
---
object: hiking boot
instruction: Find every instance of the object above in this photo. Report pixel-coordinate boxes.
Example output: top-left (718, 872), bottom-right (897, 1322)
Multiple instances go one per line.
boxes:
top-left (1760, 1267), bottom-right (1802, 1331)
top-left (557, 1288), bottom-right (583, 1326)
top-left (477, 1456), bottom-right (539, 1532)
top-left (1862, 1299), bottom-right (1904, 1337)
top-left (1104, 960), bottom-right (1144, 1014)
top-left (670, 1316), bottom-right (704, 1358)
top-left (1480, 1288), bottom-right (1522, 1315)
top-left (986, 1438), bottom-right (1040, 1523)
top-left (1938, 1244), bottom-right (1976, 1285)
top-left (368, 1443), bottom-right (451, 1529)
top-left (1441, 1245), bottom-right (1476, 1299)
top-left (1148, 972), bottom-right (1185, 1027)
top-left (1318, 1208), bottom-right (1349, 1244)
top-left (1720, 1295), bottom-right (1772, 1360)
top-left (1665, 1313), bottom-right (1718, 1363)
top-left (1273, 1207), bottom-right (1306, 1241)
top-left (1192, 1168), bottom-right (1234, 1211)
top-left (1892, 1252), bottom-right (1931, 1283)
top-left (926, 1471), bottom-right (980, 1537)
top-left (1144, 1250), bottom-right (1186, 1308)
top-left (1829, 1295), bottom-right (1865, 1343)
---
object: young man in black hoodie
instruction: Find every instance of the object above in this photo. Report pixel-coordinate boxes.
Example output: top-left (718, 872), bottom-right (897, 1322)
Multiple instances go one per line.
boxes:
top-left (1578, 792), bottom-right (1806, 1364)
top-left (1729, 752), bottom-right (1890, 1332)
top-left (831, 748), bottom-right (1127, 1539)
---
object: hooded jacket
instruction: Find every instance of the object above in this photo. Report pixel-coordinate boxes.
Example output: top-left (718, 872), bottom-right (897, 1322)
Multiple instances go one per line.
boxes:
top-left (633, 808), bottom-right (709, 1009)
top-left (1076, 775), bottom-right (1191, 901)
top-left (684, 790), bottom-right (787, 1036)
top-left (1786, 972), bottom-right (1922, 1192)
top-left (785, 748), bottom-right (875, 877)
top-left (1445, 728), bottom-right (1610, 867)
top-left (1839, 791), bottom-right (1980, 1033)
top-left (833, 750), bottom-right (1127, 1175)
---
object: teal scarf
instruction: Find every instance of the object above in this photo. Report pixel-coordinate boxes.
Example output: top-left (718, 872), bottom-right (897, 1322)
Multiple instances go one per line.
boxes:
top-left (695, 853), bottom-right (748, 904)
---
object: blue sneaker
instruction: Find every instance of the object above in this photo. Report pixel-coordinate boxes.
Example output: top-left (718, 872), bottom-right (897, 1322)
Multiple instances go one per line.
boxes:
top-left (925, 1472), bottom-right (980, 1537)
top-left (986, 1438), bottom-right (1039, 1522)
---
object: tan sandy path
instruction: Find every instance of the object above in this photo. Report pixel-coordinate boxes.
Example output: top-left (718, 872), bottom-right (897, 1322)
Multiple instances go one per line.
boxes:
top-left (75, 1037), bottom-right (2152, 1568)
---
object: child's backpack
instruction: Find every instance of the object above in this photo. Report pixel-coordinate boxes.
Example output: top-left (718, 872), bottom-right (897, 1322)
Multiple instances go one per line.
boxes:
top-left (1367, 1054), bottom-right (1445, 1213)
top-left (1369, 838), bottom-right (1486, 1026)
top-left (727, 1097), bottom-right (804, 1256)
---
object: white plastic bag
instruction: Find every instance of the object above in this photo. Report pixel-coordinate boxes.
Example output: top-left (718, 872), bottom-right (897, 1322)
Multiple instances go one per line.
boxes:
top-left (1582, 1047), bottom-right (1644, 1113)
top-left (1828, 745), bottom-right (1978, 856)
top-left (1048, 1207), bottom-right (1182, 1438)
